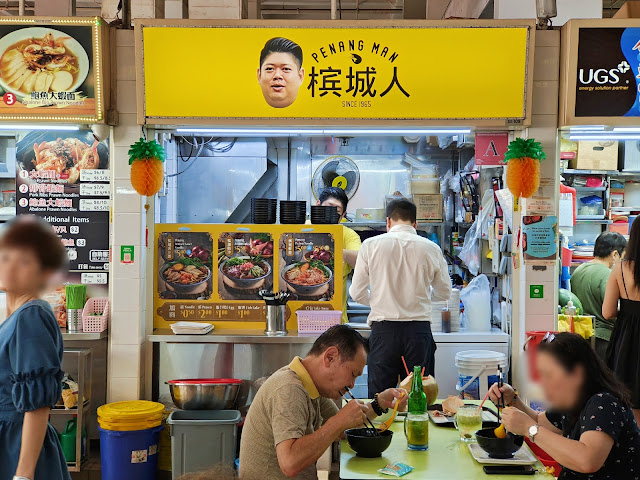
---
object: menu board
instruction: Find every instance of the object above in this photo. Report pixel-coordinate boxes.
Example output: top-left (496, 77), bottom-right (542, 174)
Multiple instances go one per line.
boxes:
top-left (155, 224), bottom-right (343, 329)
top-left (0, 18), bottom-right (106, 122)
top-left (16, 129), bottom-right (110, 283)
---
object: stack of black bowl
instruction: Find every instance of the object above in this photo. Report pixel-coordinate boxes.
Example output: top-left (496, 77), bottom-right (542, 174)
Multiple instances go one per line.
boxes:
top-left (310, 205), bottom-right (340, 224)
top-left (251, 198), bottom-right (277, 224)
top-left (279, 200), bottom-right (307, 224)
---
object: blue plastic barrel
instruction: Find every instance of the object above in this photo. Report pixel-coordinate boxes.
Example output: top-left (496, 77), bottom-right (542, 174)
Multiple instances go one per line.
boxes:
top-left (99, 425), bottom-right (164, 480)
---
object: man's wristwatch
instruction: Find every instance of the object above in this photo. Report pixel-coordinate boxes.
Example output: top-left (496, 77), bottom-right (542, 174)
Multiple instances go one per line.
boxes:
top-left (371, 393), bottom-right (389, 416)
top-left (528, 424), bottom-right (540, 443)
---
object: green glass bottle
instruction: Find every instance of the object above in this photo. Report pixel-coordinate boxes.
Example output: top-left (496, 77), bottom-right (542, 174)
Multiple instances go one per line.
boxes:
top-left (408, 365), bottom-right (427, 414)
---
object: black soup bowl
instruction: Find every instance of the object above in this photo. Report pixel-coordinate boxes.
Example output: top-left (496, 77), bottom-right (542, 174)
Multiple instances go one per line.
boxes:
top-left (345, 428), bottom-right (393, 458)
top-left (475, 428), bottom-right (524, 459)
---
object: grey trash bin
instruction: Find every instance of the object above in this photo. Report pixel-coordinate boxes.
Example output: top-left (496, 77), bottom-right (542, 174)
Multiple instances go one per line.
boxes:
top-left (167, 410), bottom-right (241, 479)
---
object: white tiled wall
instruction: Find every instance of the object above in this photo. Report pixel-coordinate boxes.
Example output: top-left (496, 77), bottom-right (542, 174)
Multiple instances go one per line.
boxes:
top-left (511, 30), bottom-right (561, 400)
top-left (107, 29), bottom-right (145, 403)
top-left (106, 5), bottom-right (247, 403)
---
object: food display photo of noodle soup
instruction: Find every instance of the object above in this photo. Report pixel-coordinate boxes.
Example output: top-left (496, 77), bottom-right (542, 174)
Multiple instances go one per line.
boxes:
top-left (218, 232), bottom-right (274, 300)
top-left (280, 232), bottom-right (335, 300)
top-left (157, 232), bottom-right (213, 300)
top-left (0, 25), bottom-right (93, 111)
top-left (16, 130), bottom-right (108, 186)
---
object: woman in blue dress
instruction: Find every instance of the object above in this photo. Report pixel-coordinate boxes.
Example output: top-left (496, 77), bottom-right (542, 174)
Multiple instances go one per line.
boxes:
top-left (0, 216), bottom-right (70, 480)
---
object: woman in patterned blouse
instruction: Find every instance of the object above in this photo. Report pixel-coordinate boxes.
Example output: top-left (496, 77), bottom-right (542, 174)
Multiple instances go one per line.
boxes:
top-left (489, 332), bottom-right (640, 479)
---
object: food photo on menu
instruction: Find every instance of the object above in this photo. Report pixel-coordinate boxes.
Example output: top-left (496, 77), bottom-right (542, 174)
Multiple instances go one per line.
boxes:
top-left (279, 232), bottom-right (335, 301)
top-left (0, 24), bottom-right (95, 113)
top-left (157, 231), bottom-right (214, 301)
top-left (218, 232), bottom-right (274, 300)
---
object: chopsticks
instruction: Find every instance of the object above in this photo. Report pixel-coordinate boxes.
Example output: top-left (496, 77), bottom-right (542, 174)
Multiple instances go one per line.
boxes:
top-left (259, 290), bottom-right (291, 306)
top-left (342, 387), bottom-right (380, 436)
top-left (497, 367), bottom-right (504, 424)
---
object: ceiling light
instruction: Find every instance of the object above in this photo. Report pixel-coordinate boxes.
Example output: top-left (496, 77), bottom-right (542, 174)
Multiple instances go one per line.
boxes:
top-left (0, 124), bottom-right (80, 131)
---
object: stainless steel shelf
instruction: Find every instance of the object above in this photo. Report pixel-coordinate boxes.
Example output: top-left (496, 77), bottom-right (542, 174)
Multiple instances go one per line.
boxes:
top-left (575, 219), bottom-right (613, 224)
top-left (574, 186), bottom-right (606, 192)
top-left (347, 221), bottom-right (452, 230)
top-left (50, 400), bottom-right (90, 415)
top-left (561, 169), bottom-right (618, 175)
top-left (61, 329), bottom-right (107, 341)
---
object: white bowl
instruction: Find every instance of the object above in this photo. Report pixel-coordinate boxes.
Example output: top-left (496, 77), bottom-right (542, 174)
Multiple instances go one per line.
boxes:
top-left (0, 27), bottom-right (89, 98)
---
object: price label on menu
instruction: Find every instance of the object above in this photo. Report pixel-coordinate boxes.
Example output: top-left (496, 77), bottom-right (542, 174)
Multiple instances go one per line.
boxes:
top-left (80, 169), bottom-right (110, 182)
top-left (80, 183), bottom-right (110, 197)
top-left (81, 272), bottom-right (108, 284)
top-left (80, 199), bottom-right (110, 211)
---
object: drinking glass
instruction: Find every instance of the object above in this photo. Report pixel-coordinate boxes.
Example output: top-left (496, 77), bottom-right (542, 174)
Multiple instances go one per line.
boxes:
top-left (403, 412), bottom-right (429, 451)
top-left (453, 405), bottom-right (483, 442)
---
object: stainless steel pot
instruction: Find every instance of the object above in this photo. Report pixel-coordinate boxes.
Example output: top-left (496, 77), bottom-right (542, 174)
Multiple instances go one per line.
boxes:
top-left (167, 378), bottom-right (242, 410)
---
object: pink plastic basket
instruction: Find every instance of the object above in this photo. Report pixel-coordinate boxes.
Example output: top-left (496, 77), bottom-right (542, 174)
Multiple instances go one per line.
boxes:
top-left (82, 298), bottom-right (109, 333)
top-left (296, 310), bottom-right (342, 334)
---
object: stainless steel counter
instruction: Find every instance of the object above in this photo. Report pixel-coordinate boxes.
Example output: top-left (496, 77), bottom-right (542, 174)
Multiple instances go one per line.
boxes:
top-left (148, 327), bottom-right (509, 344)
top-left (149, 328), bottom-right (320, 344)
top-left (61, 329), bottom-right (108, 341)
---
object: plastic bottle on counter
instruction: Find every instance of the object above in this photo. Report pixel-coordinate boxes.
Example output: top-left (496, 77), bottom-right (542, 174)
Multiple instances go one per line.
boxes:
top-left (565, 300), bottom-right (577, 333)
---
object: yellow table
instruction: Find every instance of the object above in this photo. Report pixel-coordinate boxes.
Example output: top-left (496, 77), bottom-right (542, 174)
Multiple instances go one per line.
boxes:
top-left (340, 409), bottom-right (555, 479)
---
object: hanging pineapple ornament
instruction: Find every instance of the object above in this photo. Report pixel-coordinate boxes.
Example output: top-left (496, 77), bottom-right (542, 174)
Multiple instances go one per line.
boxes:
top-left (128, 138), bottom-right (166, 197)
top-left (504, 138), bottom-right (546, 202)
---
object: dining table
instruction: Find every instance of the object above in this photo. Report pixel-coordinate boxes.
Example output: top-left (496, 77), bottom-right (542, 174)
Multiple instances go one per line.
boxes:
top-left (339, 401), bottom-right (556, 480)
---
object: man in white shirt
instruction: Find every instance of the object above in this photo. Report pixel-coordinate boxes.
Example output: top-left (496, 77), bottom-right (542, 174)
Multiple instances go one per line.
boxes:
top-left (349, 198), bottom-right (452, 397)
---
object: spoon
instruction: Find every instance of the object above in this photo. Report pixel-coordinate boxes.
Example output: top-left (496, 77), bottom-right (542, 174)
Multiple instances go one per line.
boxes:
top-left (378, 392), bottom-right (405, 433)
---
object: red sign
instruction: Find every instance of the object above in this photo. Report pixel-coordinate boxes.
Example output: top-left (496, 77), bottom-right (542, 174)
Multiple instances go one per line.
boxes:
top-left (475, 132), bottom-right (509, 166)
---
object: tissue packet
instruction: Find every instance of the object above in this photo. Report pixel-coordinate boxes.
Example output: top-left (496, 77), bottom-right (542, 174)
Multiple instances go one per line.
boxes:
top-left (378, 462), bottom-right (414, 477)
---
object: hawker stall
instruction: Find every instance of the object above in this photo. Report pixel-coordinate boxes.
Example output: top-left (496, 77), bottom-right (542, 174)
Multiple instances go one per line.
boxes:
top-left (135, 18), bottom-right (543, 478)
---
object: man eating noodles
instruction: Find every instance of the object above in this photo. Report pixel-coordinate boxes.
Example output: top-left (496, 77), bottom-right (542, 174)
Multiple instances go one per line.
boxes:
top-left (239, 325), bottom-right (405, 479)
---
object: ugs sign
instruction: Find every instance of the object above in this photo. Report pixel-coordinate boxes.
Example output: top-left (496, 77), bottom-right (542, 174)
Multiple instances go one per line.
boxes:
top-left (575, 28), bottom-right (639, 117)
top-left (578, 61), bottom-right (630, 86)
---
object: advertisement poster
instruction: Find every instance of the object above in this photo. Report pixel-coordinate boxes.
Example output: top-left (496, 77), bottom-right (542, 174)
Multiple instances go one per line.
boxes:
top-left (141, 24), bottom-right (531, 121)
top-left (575, 27), bottom-right (640, 117)
top-left (154, 224), bottom-right (343, 329)
top-left (218, 232), bottom-right (274, 300)
top-left (16, 129), bottom-right (110, 284)
top-left (522, 215), bottom-right (558, 265)
top-left (279, 232), bottom-right (335, 301)
top-left (157, 231), bottom-right (214, 301)
top-left (0, 19), bottom-right (103, 121)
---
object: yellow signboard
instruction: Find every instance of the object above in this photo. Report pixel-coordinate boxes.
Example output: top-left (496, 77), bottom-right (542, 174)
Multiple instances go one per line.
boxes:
top-left (138, 21), bottom-right (533, 124)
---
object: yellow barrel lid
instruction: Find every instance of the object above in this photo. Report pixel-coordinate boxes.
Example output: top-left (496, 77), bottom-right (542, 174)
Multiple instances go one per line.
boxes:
top-left (98, 401), bottom-right (165, 421)
top-left (99, 418), bottom-right (163, 432)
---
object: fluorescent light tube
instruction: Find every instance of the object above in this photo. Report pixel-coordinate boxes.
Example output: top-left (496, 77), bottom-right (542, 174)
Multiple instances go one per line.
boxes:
top-left (322, 128), bottom-right (471, 136)
top-left (0, 124), bottom-right (80, 131)
top-left (568, 125), bottom-right (605, 131)
top-left (569, 134), bottom-right (640, 141)
top-left (175, 127), bottom-right (472, 136)
top-left (612, 127), bottom-right (640, 133)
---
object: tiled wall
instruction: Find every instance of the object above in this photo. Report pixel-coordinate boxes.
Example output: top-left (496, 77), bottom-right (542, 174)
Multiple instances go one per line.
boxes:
top-left (108, 29), bottom-right (146, 402)
top-left (101, 0), bottom-right (247, 20)
top-left (107, 5), bottom-right (247, 402)
top-left (511, 29), bottom-right (561, 399)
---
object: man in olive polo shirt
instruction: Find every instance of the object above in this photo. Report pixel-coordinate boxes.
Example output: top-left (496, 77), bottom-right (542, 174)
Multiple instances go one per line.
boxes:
top-left (239, 326), bottom-right (405, 480)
